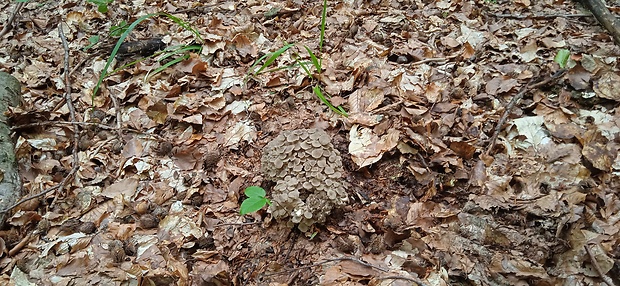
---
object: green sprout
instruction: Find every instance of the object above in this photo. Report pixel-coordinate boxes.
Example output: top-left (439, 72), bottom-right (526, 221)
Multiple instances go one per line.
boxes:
top-left (247, 0), bottom-right (348, 117)
top-left (554, 49), bottom-right (570, 69)
top-left (240, 186), bottom-right (271, 215)
top-left (87, 0), bottom-right (114, 13)
top-left (92, 12), bottom-right (203, 100)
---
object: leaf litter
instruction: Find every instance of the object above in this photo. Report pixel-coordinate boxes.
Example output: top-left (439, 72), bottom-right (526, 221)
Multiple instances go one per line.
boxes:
top-left (0, 0), bottom-right (619, 285)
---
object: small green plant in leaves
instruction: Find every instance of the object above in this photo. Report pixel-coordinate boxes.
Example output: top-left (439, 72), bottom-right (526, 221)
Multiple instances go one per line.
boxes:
top-left (92, 12), bottom-right (203, 99)
top-left (110, 20), bottom-right (129, 37)
top-left (248, 0), bottom-right (348, 117)
top-left (82, 35), bottom-right (100, 51)
top-left (87, 0), bottom-right (114, 13)
top-left (554, 49), bottom-right (570, 69)
top-left (240, 186), bottom-right (271, 215)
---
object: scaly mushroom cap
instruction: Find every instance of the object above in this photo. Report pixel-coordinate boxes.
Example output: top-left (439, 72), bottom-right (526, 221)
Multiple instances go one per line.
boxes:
top-left (261, 129), bottom-right (348, 232)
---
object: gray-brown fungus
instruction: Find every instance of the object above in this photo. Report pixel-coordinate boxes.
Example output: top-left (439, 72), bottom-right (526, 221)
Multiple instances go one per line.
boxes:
top-left (261, 129), bottom-right (348, 232)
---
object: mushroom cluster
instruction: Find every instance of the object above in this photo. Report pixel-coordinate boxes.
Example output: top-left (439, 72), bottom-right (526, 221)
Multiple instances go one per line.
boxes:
top-left (261, 129), bottom-right (348, 232)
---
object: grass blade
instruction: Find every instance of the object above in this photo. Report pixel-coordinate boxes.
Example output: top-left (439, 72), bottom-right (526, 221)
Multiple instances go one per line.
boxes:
top-left (93, 13), bottom-right (203, 99)
top-left (158, 44), bottom-right (202, 62)
top-left (251, 43), bottom-right (295, 75)
top-left (313, 86), bottom-right (348, 117)
top-left (304, 46), bottom-right (321, 73)
top-left (163, 13), bottom-right (203, 44)
top-left (320, 0), bottom-right (327, 51)
top-left (295, 57), bottom-right (313, 77)
top-left (146, 54), bottom-right (190, 80)
top-left (92, 12), bottom-right (161, 98)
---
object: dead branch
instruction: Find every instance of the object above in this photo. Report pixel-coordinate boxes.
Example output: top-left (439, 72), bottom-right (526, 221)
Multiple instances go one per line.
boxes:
top-left (0, 184), bottom-right (61, 214)
top-left (12, 121), bottom-right (165, 141)
top-left (57, 22), bottom-right (80, 198)
top-left (0, 23), bottom-right (83, 215)
top-left (284, 256), bottom-right (390, 273)
top-left (485, 69), bottom-right (566, 156)
top-left (8, 233), bottom-right (32, 257)
top-left (585, 245), bottom-right (616, 286)
top-left (376, 275), bottom-right (428, 286)
top-left (489, 12), bottom-right (592, 19)
top-left (579, 0), bottom-right (620, 45)
top-left (0, 2), bottom-right (24, 38)
top-left (0, 73), bottom-right (23, 225)
top-left (108, 91), bottom-right (124, 141)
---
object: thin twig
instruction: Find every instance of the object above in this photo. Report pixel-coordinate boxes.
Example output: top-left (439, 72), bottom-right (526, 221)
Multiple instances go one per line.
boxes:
top-left (0, 24), bottom-right (90, 215)
top-left (485, 69), bottom-right (566, 155)
top-left (169, 3), bottom-right (220, 14)
top-left (8, 233), bottom-right (32, 257)
top-left (108, 92), bottom-right (124, 140)
top-left (489, 13), bottom-right (592, 19)
top-left (585, 245), bottom-right (616, 286)
top-left (272, 256), bottom-right (391, 274)
top-left (57, 23), bottom-right (80, 198)
top-left (376, 275), bottom-right (428, 286)
top-left (410, 57), bottom-right (448, 66)
top-left (214, 222), bottom-right (261, 227)
top-left (12, 121), bottom-right (164, 140)
top-left (0, 2), bottom-right (25, 38)
top-left (0, 185), bottom-right (61, 214)
top-left (373, 99), bottom-right (403, 113)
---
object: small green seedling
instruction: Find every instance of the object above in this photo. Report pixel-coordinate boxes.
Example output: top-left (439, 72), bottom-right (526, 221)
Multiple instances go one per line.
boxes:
top-left (92, 12), bottom-right (203, 100)
top-left (240, 186), bottom-right (271, 215)
top-left (247, 0), bottom-right (348, 117)
top-left (87, 0), bottom-right (114, 13)
top-left (554, 49), bottom-right (570, 69)
top-left (83, 35), bottom-right (100, 51)
top-left (110, 20), bottom-right (129, 37)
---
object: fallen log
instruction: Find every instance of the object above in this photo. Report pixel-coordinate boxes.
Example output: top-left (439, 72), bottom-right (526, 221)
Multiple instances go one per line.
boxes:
top-left (580, 0), bottom-right (620, 45)
top-left (0, 72), bottom-right (22, 228)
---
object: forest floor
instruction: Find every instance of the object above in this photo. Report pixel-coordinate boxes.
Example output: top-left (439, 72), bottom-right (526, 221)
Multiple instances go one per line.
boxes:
top-left (1, 0), bottom-right (619, 285)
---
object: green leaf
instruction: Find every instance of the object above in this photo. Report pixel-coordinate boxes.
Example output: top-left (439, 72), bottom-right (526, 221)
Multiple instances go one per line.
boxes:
top-left (251, 43), bottom-right (295, 75)
top-left (297, 58), bottom-right (313, 77)
top-left (163, 13), bottom-right (204, 44)
top-left (554, 49), bottom-right (570, 69)
top-left (83, 35), bottom-right (100, 51)
top-left (313, 86), bottom-right (348, 117)
top-left (109, 20), bottom-right (128, 37)
top-left (319, 0), bottom-right (327, 51)
top-left (97, 4), bottom-right (108, 13)
top-left (304, 46), bottom-right (321, 73)
top-left (146, 54), bottom-right (189, 80)
top-left (240, 197), bottom-right (268, 215)
top-left (92, 13), bottom-right (202, 99)
top-left (244, 186), bottom-right (266, 198)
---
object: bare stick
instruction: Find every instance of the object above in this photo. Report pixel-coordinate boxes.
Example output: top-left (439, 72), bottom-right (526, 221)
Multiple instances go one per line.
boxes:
top-left (376, 275), bottom-right (428, 286)
top-left (490, 13), bottom-right (592, 19)
top-left (0, 23), bottom-right (90, 214)
top-left (214, 222), bottom-right (261, 227)
top-left (57, 23), bottom-right (80, 197)
top-left (281, 256), bottom-right (390, 273)
top-left (108, 91), bottom-right (124, 140)
top-left (0, 184), bottom-right (61, 214)
top-left (579, 0), bottom-right (620, 45)
top-left (0, 24), bottom-right (88, 214)
top-left (8, 233), bottom-right (32, 257)
top-left (584, 245), bottom-right (616, 286)
top-left (0, 2), bottom-right (25, 38)
top-left (12, 121), bottom-right (164, 140)
top-left (485, 69), bottom-right (566, 155)
top-left (410, 57), bottom-right (448, 66)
